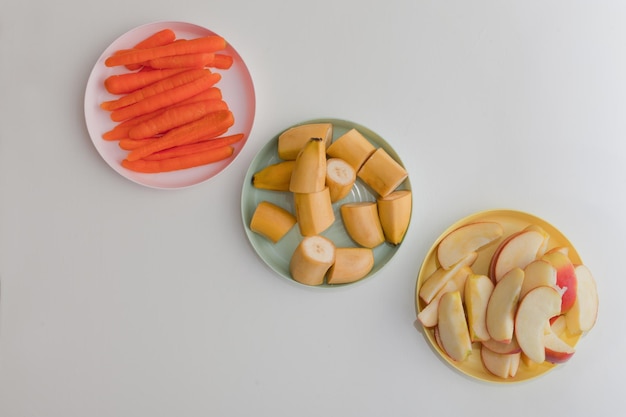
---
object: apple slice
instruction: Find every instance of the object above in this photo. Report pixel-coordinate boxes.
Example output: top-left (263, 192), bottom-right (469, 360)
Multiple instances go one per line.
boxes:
top-left (523, 224), bottom-right (550, 258)
top-left (419, 252), bottom-right (477, 304)
top-left (464, 273), bottom-right (494, 342)
top-left (481, 346), bottom-right (521, 379)
top-left (417, 266), bottom-right (471, 328)
top-left (489, 229), bottom-right (545, 282)
top-left (542, 251), bottom-right (578, 313)
top-left (514, 286), bottom-right (562, 363)
top-left (437, 221), bottom-right (503, 269)
top-left (565, 264), bottom-right (599, 334)
top-left (486, 268), bottom-right (524, 343)
top-left (544, 326), bottom-right (575, 364)
top-left (520, 259), bottom-right (557, 299)
top-left (437, 291), bottom-right (472, 362)
top-left (481, 335), bottom-right (522, 355)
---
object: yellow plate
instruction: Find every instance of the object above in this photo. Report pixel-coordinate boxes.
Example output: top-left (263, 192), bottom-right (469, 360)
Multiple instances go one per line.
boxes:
top-left (415, 209), bottom-right (582, 383)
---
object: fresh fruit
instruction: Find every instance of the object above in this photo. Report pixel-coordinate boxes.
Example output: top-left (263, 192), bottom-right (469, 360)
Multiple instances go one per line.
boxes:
top-left (437, 291), bottom-right (472, 362)
top-left (464, 273), bottom-right (494, 342)
top-left (289, 137), bottom-right (327, 193)
top-left (544, 326), bottom-right (576, 364)
top-left (514, 285), bottom-right (562, 363)
top-left (486, 268), bottom-right (524, 343)
top-left (340, 202), bottom-right (385, 248)
top-left (289, 235), bottom-right (336, 286)
top-left (419, 252), bottom-right (478, 304)
top-left (325, 158), bottom-right (356, 202)
top-left (565, 264), bottom-right (599, 334)
top-left (277, 123), bottom-right (333, 160)
top-left (437, 222), bottom-right (503, 270)
top-left (489, 229), bottom-right (546, 282)
top-left (293, 187), bottom-right (335, 236)
top-left (417, 266), bottom-right (471, 328)
top-left (249, 201), bottom-right (297, 243)
top-left (357, 148), bottom-right (408, 197)
top-left (520, 259), bottom-right (557, 299)
top-left (481, 347), bottom-right (521, 378)
top-left (326, 247), bottom-right (374, 284)
top-left (541, 251), bottom-right (578, 313)
top-left (251, 160), bottom-right (295, 191)
top-left (325, 128), bottom-right (376, 171)
top-left (377, 190), bottom-right (412, 245)
top-left (481, 336), bottom-right (522, 355)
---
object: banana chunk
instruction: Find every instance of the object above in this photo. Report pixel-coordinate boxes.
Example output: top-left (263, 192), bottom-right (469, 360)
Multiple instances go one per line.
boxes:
top-left (250, 201), bottom-right (297, 243)
top-left (326, 158), bottom-right (356, 203)
top-left (278, 123), bottom-right (333, 160)
top-left (290, 235), bottom-right (336, 286)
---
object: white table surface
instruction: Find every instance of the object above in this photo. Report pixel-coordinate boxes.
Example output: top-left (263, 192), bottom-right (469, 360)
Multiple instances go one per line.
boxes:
top-left (2, 1), bottom-right (625, 416)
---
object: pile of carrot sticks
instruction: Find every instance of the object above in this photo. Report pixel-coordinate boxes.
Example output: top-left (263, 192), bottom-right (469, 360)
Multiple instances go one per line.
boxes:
top-left (100, 28), bottom-right (243, 174)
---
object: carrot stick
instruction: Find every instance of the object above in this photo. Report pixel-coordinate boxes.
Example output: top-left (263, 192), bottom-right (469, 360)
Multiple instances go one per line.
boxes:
top-left (143, 134), bottom-right (244, 161)
top-left (109, 72), bottom-right (222, 122)
top-left (210, 54), bottom-right (234, 69)
top-left (128, 99), bottom-right (229, 139)
top-left (122, 145), bottom-right (234, 173)
top-left (101, 69), bottom-right (211, 111)
top-left (104, 68), bottom-right (187, 95)
top-left (105, 36), bottom-right (227, 67)
top-left (116, 29), bottom-right (177, 71)
top-left (101, 87), bottom-right (223, 140)
top-left (119, 138), bottom-right (157, 150)
top-left (147, 53), bottom-right (216, 69)
top-left (126, 110), bottom-right (234, 161)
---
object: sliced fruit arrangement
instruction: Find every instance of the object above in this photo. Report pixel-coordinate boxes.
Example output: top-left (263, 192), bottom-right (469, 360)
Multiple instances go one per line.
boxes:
top-left (416, 210), bottom-right (599, 382)
top-left (248, 121), bottom-right (412, 286)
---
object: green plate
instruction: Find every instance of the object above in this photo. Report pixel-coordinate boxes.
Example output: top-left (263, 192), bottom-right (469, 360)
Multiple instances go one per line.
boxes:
top-left (241, 118), bottom-right (412, 287)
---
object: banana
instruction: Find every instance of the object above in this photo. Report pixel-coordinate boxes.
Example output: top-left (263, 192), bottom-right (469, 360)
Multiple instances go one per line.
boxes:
top-left (326, 247), bottom-right (374, 284)
top-left (325, 158), bottom-right (356, 202)
top-left (357, 148), bottom-right (408, 197)
top-left (289, 235), bottom-right (336, 286)
top-left (377, 190), bottom-right (412, 245)
top-left (251, 160), bottom-right (295, 191)
top-left (289, 137), bottom-right (326, 193)
top-left (294, 187), bottom-right (335, 236)
top-left (249, 201), bottom-right (297, 243)
top-left (277, 123), bottom-right (333, 160)
top-left (340, 202), bottom-right (385, 248)
top-left (326, 128), bottom-right (376, 171)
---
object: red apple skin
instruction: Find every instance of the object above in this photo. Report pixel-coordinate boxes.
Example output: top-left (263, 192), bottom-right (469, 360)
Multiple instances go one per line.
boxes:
top-left (544, 348), bottom-right (575, 364)
top-left (488, 232), bottom-right (517, 282)
top-left (543, 252), bottom-right (578, 313)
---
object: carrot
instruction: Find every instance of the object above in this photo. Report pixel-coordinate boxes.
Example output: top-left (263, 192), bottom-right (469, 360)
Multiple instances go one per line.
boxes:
top-left (119, 138), bottom-right (156, 150)
top-left (109, 72), bottom-right (222, 122)
top-left (101, 87), bottom-right (223, 140)
top-left (128, 99), bottom-right (229, 139)
top-left (143, 134), bottom-right (244, 161)
top-left (116, 29), bottom-right (177, 71)
top-left (146, 53), bottom-right (216, 69)
top-left (105, 35), bottom-right (227, 67)
top-left (104, 68), bottom-right (187, 95)
top-left (122, 145), bottom-right (234, 173)
top-left (211, 54), bottom-right (234, 69)
top-left (126, 110), bottom-right (234, 161)
top-left (101, 69), bottom-right (211, 111)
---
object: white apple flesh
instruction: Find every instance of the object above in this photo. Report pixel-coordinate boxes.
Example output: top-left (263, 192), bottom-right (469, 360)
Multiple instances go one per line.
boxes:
top-left (437, 221), bottom-right (503, 269)
top-left (464, 273), bottom-right (494, 342)
top-left (486, 268), bottom-right (524, 343)
top-left (565, 264), bottom-right (599, 334)
top-left (490, 230), bottom-right (545, 282)
top-left (514, 286), bottom-right (562, 364)
top-left (437, 291), bottom-right (472, 362)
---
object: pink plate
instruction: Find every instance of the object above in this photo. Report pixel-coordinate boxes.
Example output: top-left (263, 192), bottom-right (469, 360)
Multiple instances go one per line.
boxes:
top-left (84, 21), bottom-right (255, 189)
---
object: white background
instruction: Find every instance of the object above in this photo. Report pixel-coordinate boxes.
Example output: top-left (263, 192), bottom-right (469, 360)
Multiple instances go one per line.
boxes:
top-left (2, 1), bottom-right (625, 416)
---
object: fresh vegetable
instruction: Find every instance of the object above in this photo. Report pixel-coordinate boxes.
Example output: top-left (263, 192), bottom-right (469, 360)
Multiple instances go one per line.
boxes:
top-left (143, 134), bottom-right (243, 161)
top-left (104, 68), bottom-right (186, 95)
top-left (121, 145), bottom-right (234, 173)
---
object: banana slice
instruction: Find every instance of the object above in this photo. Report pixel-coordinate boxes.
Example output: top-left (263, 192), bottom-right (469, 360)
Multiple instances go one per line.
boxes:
top-left (377, 190), bottom-right (412, 245)
top-left (327, 247), bottom-right (374, 284)
top-left (278, 123), bottom-right (333, 160)
top-left (252, 160), bottom-right (295, 191)
top-left (357, 148), bottom-right (408, 197)
top-left (289, 137), bottom-right (326, 193)
top-left (340, 202), bottom-right (385, 248)
top-left (289, 235), bottom-right (336, 286)
top-left (294, 187), bottom-right (335, 236)
top-left (250, 201), bottom-right (297, 243)
top-left (325, 158), bottom-right (356, 203)
top-left (326, 128), bottom-right (376, 171)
